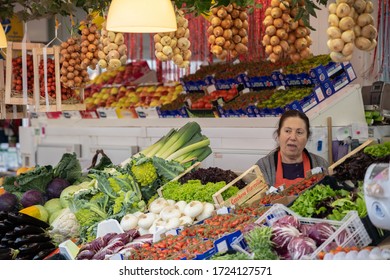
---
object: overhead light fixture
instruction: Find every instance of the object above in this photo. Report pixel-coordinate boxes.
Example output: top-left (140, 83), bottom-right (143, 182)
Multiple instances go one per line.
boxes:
top-left (0, 24), bottom-right (7, 48)
top-left (106, 0), bottom-right (177, 33)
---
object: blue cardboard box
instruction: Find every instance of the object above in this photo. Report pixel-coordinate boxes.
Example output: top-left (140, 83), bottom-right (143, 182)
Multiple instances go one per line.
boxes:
top-left (310, 61), bottom-right (345, 83)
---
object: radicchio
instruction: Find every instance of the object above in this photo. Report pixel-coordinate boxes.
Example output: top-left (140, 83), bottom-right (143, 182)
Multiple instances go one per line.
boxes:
top-left (299, 224), bottom-right (312, 236)
top-left (274, 215), bottom-right (300, 229)
top-left (335, 229), bottom-right (349, 245)
top-left (287, 236), bottom-right (317, 260)
top-left (308, 222), bottom-right (336, 246)
top-left (271, 225), bottom-right (301, 253)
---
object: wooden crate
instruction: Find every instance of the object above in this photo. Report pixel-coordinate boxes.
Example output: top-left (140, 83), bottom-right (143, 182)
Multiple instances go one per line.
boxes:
top-left (212, 165), bottom-right (269, 207)
top-left (328, 139), bottom-right (375, 175)
top-left (5, 42), bottom-right (43, 105)
top-left (32, 45), bottom-right (62, 112)
top-left (32, 46), bottom-right (86, 112)
top-left (0, 60), bottom-right (4, 118)
top-left (3, 104), bottom-right (28, 119)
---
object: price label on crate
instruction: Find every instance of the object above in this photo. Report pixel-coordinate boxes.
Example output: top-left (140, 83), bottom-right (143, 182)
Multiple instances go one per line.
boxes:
top-left (30, 112), bottom-right (48, 120)
top-left (80, 110), bottom-right (99, 119)
top-left (62, 111), bottom-right (82, 120)
top-left (96, 108), bottom-right (118, 119)
top-left (46, 112), bottom-right (63, 119)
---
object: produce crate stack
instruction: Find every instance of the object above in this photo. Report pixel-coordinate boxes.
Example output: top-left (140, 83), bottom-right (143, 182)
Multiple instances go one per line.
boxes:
top-left (32, 46), bottom-right (62, 112)
top-left (4, 42), bottom-right (43, 106)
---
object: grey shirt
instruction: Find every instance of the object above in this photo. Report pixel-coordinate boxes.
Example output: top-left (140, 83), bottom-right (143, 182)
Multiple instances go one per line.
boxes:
top-left (255, 148), bottom-right (329, 187)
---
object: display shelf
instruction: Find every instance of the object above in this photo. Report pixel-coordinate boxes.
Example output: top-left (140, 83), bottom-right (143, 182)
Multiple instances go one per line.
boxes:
top-left (30, 83), bottom-right (365, 128)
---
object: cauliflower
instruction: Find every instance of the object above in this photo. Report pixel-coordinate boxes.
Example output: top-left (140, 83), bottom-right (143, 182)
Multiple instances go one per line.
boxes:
top-left (131, 161), bottom-right (158, 187)
top-left (49, 208), bottom-right (80, 243)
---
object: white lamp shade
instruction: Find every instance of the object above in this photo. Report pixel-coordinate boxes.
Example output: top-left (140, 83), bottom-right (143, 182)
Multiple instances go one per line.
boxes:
top-left (106, 0), bottom-right (177, 33)
top-left (0, 24), bottom-right (7, 48)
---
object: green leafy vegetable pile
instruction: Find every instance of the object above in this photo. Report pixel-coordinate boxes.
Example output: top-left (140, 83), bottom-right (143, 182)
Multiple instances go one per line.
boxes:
top-left (289, 182), bottom-right (367, 220)
top-left (162, 179), bottom-right (239, 203)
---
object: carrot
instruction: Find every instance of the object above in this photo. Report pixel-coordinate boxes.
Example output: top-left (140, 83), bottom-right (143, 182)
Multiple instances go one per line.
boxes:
top-left (0, 187), bottom-right (6, 196)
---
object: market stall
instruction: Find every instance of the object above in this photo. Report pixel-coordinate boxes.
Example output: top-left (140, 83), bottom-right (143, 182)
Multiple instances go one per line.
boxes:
top-left (0, 0), bottom-right (389, 262)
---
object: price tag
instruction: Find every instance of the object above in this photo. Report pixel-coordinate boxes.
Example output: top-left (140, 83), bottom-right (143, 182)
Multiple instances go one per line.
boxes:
top-left (96, 108), bottom-right (118, 119)
top-left (46, 112), bottom-right (62, 119)
top-left (135, 107), bottom-right (159, 118)
top-left (206, 84), bottom-right (217, 93)
top-left (80, 110), bottom-right (99, 119)
top-left (62, 111), bottom-right (82, 120)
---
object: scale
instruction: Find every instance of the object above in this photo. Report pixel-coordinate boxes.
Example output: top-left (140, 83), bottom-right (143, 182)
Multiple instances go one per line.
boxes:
top-left (364, 163), bottom-right (390, 230)
top-left (362, 81), bottom-right (390, 116)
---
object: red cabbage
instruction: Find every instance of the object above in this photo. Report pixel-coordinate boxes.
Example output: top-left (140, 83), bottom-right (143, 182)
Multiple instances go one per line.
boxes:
top-left (20, 189), bottom-right (46, 208)
top-left (46, 178), bottom-right (70, 199)
top-left (335, 229), bottom-right (349, 245)
top-left (0, 192), bottom-right (19, 212)
top-left (287, 236), bottom-right (317, 260)
top-left (308, 222), bottom-right (336, 246)
top-left (274, 215), bottom-right (300, 229)
top-left (271, 225), bottom-right (301, 252)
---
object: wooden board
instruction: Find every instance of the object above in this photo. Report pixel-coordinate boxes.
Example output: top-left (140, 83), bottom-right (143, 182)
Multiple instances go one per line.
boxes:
top-left (328, 138), bottom-right (375, 175)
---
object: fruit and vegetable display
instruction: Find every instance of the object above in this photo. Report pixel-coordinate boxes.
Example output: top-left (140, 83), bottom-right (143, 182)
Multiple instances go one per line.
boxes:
top-left (0, 211), bottom-right (55, 260)
top-left (332, 142), bottom-right (390, 182)
top-left (207, 3), bottom-right (249, 60)
top-left (262, 0), bottom-right (313, 63)
top-left (119, 197), bottom-right (216, 235)
top-left (178, 166), bottom-right (246, 189)
top-left (98, 20), bottom-right (127, 70)
top-left (327, 0), bottom-right (377, 62)
top-left (289, 182), bottom-right (367, 220)
top-left (154, 9), bottom-right (192, 68)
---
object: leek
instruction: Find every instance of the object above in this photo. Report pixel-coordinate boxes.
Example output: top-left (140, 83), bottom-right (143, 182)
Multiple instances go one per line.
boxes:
top-left (157, 122), bottom-right (201, 159)
top-left (165, 137), bottom-right (210, 161)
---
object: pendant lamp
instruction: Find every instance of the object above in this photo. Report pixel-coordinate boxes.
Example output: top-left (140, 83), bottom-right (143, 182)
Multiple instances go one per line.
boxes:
top-left (106, 0), bottom-right (177, 33)
top-left (0, 24), bottom-right (7, 48)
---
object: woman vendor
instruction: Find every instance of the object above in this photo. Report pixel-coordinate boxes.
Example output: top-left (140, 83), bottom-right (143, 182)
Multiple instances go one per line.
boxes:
top-left (256, 110), bottom-right (329, 188)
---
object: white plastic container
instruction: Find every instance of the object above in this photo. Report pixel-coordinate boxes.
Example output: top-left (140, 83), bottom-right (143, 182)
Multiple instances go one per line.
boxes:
top-left (96, 219), bottom-right (124, 238)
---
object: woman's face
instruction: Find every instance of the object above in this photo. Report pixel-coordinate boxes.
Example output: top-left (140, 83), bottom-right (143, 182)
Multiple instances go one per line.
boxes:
top-left (278, 116), bottom-right (309, 161)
